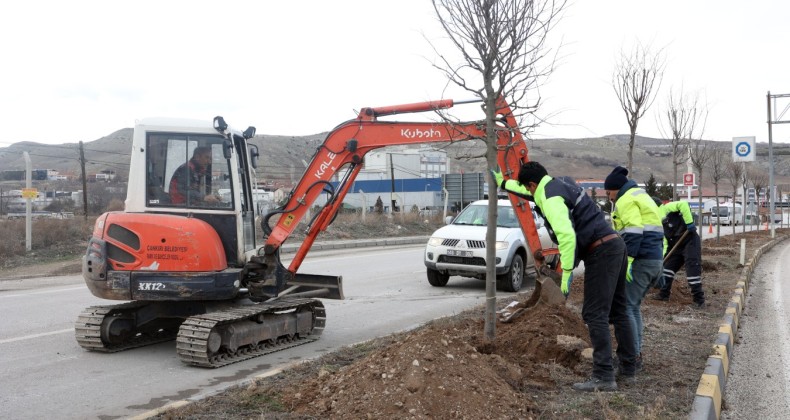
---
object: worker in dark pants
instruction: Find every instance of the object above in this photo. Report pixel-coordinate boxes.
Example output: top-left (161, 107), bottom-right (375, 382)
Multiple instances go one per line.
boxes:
top-left (493, 162), bottom-right (637, 392)
top-left (651, 199), bottom-right (705, 308)
top-left (604, 166), bottom-right (664, 374)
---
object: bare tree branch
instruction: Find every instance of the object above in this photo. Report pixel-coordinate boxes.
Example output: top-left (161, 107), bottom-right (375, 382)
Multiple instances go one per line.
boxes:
top-left (612, 41), bottom-right (666, 173)
top-left (658, 87), bottom-right (705, 200)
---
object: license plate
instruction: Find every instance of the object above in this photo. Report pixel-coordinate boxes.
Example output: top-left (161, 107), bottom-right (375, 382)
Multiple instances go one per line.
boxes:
top-left (447, 249), bottom-right (473, 257)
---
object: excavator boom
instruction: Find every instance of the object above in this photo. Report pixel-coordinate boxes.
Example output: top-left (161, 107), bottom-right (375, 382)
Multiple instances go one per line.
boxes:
top-left (258, 97), bottom-right (559, 299)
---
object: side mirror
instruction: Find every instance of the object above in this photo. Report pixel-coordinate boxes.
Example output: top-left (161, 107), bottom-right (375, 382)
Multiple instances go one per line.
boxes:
top-left (445, 216), bottom-right (454, 225)
top-left (223, 140), bottom-right (232, 160)
top-left (249, 144), bottom-right (260, 168)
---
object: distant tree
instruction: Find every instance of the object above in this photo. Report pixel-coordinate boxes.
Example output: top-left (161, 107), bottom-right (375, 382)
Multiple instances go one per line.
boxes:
top-left (374, 196), bottom-right (384, 214)
top-left (706, 147), bottom-right (728, 240)
top-left (612, 41), bottom-right (665, 173)
top-left (658, 182), bottom-right (674, 200)
top-left (689, 133), bottom-right (711, 231)
top-left (643, 173), bottom-right (660, 197)
top-left (750, 167), bottom-right (768, 228)
top-left (44, 198), bottom-right (75, 213)
top-left (658, 87), bottom-right (705, 201)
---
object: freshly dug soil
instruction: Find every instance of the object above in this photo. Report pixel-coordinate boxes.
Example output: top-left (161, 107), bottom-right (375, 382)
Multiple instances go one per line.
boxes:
top-left (159, 229), bottom-right (785, 419)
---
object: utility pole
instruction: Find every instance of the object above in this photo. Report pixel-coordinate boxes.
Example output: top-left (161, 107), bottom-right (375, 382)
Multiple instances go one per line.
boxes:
top-left (24, 152), bottom-right (32, 251)
top-left (79, 141), bottom-right (88, 220)
top-left (389, 154), bottom-right (397, 213)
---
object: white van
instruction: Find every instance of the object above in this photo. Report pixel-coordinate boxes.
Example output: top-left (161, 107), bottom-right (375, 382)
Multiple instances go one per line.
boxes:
top-left (711, 204), bottom-right (742, 226)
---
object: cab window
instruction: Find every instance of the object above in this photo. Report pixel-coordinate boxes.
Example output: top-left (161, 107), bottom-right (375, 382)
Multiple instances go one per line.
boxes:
top-left (145, 133), bottom-right (233, 209)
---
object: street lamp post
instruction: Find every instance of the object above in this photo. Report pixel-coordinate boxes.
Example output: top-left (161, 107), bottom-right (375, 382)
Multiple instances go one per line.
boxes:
top-left (767, 91), bottom-right (790, 234)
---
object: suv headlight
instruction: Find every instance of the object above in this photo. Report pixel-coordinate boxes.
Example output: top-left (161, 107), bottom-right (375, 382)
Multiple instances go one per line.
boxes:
top-left (495, 241), bottom-right (508, 250)
top-left (427, 237), bottom-right (444, 246)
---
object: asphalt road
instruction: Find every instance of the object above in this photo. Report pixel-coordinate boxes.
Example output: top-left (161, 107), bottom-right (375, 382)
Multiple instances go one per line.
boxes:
top-left (721, 240), bottom-right (790, 419)
top-left (0, 244), bottom-right (518, 420)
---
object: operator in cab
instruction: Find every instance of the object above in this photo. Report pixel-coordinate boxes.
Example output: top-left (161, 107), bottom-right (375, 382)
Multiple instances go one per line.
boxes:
top-left (169, 146), bottom-right (220, 206)
top-left (493, 161), bottom-right (637, 392)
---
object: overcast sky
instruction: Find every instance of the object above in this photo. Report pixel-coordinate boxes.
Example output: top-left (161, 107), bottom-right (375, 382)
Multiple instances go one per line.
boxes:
top-left (1, 0), bottom-right (789, 148)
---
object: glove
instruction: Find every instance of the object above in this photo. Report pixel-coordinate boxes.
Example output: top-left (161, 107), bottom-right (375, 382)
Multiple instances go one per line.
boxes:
top-left (489, 167), bottom-right (504, 188)
top-left (686, 223), bottom-right (697, 233)
top-left (625, 256), bottom-right (634, 283)
top-left (561, 269), bottom-right (573, 297)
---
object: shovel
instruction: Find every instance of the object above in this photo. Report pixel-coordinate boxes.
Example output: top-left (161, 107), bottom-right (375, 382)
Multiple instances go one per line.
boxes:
top-left (499, 253), bottom-right (565, 323)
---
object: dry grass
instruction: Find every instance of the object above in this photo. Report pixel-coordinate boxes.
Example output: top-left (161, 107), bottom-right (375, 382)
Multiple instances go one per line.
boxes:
top-left (0, 218), bottom-right (93, 268)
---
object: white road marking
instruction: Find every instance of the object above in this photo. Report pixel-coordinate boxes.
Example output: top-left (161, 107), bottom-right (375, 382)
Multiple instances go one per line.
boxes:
top-left (0, 328), bottom-right (73, 344)
top-left (0, 286), bottom-right (85, 299)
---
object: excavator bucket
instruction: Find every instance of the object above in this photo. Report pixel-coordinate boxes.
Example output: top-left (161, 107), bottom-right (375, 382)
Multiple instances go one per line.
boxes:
top-left (499, 265), bottom-right (565, 323)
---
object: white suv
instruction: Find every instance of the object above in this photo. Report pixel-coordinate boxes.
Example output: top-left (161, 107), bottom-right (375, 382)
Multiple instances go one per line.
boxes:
top-left (424, 199), bottom-right (555, 292)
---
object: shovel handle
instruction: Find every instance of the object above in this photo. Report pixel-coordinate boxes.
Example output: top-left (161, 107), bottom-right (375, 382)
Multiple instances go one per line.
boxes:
top-left (663, 230), bottom-right (690, 263)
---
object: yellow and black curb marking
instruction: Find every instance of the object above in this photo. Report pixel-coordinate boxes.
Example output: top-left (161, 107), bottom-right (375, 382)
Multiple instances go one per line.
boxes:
top-left (690, 234), bottom-right (789, 420)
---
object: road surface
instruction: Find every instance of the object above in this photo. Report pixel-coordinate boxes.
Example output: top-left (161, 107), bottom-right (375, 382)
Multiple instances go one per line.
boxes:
top-left (721, 240), bottom-right (790, 419)
top-left (0, 244), bottom-right (516, 420)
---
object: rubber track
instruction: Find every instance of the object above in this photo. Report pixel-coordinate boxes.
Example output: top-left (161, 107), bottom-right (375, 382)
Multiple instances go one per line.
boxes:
top-left (74, 302), bottom-right (178, 352)
top-left (176, 298), bottom-right (326, 368)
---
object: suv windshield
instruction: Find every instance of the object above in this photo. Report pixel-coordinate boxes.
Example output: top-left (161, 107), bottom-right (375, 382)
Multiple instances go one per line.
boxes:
top-left (452, 204), bottom-right (520, 228)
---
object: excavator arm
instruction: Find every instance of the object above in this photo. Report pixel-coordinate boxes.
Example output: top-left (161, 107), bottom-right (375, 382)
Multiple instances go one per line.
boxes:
top-left (253, 97), bottom-right (558, 300)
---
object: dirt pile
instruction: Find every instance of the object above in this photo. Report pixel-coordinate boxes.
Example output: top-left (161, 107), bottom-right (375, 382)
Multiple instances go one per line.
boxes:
top-left (284, 303), bottom-right (589, 419)
top-left (152, 229), bottom-right (785, 419)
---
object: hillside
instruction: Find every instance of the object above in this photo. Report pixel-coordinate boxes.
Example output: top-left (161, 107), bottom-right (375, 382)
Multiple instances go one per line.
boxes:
top-left (2, 128), bottom-right (790, 188)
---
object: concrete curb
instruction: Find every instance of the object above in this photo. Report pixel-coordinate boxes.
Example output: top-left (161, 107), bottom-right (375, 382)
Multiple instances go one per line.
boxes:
top-left (690, 233), bottom-right (789, 420)
top-left (280, 235), bottom-right (429, 254)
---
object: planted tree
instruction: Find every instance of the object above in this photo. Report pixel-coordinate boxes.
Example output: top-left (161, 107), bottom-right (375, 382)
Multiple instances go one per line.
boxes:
top-left (431, 0), bottom-right (566, 343)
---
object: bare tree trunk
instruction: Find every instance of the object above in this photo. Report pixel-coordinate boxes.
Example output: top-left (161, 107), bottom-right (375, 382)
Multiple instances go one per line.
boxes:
top-left (484, 97), bottom-right (498, 343)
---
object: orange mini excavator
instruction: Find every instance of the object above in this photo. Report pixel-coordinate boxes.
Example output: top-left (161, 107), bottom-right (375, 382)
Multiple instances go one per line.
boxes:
top-left (75, 97), bottom-right (560, 367)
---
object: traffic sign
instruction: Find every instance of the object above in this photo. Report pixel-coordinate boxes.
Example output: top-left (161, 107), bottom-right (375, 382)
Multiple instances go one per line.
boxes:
top-left (683, 173), bottom-right (695, 186)
top-left (732, 136), bottom-right (755, 162)
top-left (21, 188), bottom-right (38, 199)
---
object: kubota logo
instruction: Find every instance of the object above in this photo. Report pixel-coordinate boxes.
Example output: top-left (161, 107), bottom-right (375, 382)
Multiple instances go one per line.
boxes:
top-left (315, 151), bottom-right (337, 178)
top-left (401, 128), bottom-right (441, 139)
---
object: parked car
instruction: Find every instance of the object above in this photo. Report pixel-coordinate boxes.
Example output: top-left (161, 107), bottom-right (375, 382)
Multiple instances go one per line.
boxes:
top-left (423, 199), bottom-right (556, 292)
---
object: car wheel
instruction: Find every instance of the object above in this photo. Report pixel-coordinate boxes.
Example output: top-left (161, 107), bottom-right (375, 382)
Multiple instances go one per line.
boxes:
top-left (426, 268), bottom-right (450, 287)
top-left (497, 254), bottom-right (524, 292)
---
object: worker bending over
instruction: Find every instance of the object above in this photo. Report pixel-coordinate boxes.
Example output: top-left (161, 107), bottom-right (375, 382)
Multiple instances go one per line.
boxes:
top-left (493, 162), bottom-right (637, 392)
top-left (651, 198), bottom-right (706, 308)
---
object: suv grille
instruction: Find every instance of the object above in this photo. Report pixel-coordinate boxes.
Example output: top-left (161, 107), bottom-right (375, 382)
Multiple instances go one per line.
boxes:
top-left (442, 239), bottom-right (460, 247)
top-left (441, 239), bottom-right (487, 248)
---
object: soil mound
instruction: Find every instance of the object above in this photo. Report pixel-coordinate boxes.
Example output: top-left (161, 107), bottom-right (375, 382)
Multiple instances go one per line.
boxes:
top-left (284, 303), bottom-right (590, 419)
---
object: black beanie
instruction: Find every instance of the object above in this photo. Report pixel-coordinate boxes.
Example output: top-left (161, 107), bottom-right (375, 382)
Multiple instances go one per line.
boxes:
top-left (604, 166), bottom-right (629, 190)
